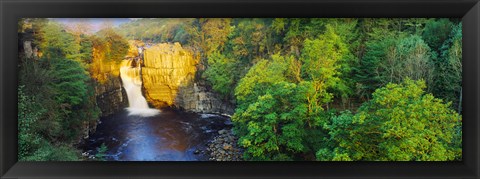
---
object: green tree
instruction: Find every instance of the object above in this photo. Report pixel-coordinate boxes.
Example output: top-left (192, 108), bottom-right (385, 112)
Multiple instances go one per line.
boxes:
top-left (227, 19), bottom-right (269, 64)
top-left (354, 31), bottom-right (435, 100)
top-left (432, 23), bottom-right (462, 112)
top-left (199, 18), bottom-right (233, 57)
top-left (203, 51), bottom-right (236, 97)
top-left (49, 58), bottom-right (89, 106)
top-left (18, 85), bottom-right (44, 160)
top-left (300, 25), bottom-right (353, 105)
top-left (184, 18), bottom-right (233, 80)
top-left (318, 79), bottom-right (462, 161)
top-left (39, 21), bottom-right (80, 60)
top-left (118, 18), bottom-right (193, 43)
top-left (48, 57), bottom-right (99, 141)
top-left (78, 34), bottom-right (94, 64)
top-left (422, 19), bottom-right (454, 52)
top-left (23, 141), bottom-right (80, 161)
top-left (233, 55), bottom-right (314, 160)
top-left (378, 35), bottom-right (435, 89)
top-left (96, 28), bottom-right (129, 63)
top-left (94, 143), bottom-right (109, 161)
top-left (315, 110), bottom-right (355, 161)
top-left (353, 19), bottom-right (402, 100)
top-left (18, 57), bottom-right (89, 161)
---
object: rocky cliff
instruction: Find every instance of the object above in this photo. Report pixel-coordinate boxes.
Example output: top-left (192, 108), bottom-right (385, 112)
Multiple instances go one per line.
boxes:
top-left (90, 41), bottom-right (129, 117)
top-left (142, 43), bottom-right (198, 108)
top-left (85, 54), bottom-right (128, 140)
top-left (95, 76), bottom-right (128, 117)
top-left (140, 42), bottom-right (234, 115)
top-left (176, 82), bottom-right (234, 115)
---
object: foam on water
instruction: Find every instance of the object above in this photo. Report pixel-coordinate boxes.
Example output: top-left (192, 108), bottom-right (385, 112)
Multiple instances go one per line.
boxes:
top-left (126, 107), bottom-right (161, 117)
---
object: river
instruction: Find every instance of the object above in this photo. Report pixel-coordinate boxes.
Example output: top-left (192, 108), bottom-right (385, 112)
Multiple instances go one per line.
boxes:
top-left (83, 108), bottom-right (231, 161)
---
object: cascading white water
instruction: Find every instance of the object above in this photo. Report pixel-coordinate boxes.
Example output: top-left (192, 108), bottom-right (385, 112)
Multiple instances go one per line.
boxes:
top-left (120, 61), bottom-right (160, 117)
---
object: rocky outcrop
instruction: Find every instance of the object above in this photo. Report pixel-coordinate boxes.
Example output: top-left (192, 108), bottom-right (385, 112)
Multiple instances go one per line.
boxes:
top-left (77, 75), bottom-right (128, 140)
top-left (176, 82), bottom-right (234, 115)
top-left (90, 41), bottom-right (129, 117)
top-left (79, 75), bottom-right (128, 141)
top-left (126, 42), bottom-right (234, 115)
top-left (21, 40), bottom-right (39, 60)
top-left (23, 41), bottom-right (33, 59)
top-left (95, 75), bottom-right (128, 117)
top-left (142, 43), bottom-right (199, 108)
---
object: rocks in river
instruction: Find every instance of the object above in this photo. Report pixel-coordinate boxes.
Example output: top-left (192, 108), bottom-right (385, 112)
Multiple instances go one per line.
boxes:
top-left (207, 129), bottom-right (243, 161)
top-left (194, 149), bottom-right (201, 155)
top-left (223, 144), bottom-right (233, 150)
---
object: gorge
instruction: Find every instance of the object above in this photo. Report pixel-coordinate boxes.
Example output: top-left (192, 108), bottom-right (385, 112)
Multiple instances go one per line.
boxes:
top-left (96, 42), bottom-right (234, 117)
top-left (83, 42), bottom-right (236, 161)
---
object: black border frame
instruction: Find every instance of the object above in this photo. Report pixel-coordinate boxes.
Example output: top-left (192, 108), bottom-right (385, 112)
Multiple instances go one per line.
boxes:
top-left (1, 0), bottom-right (479, 178)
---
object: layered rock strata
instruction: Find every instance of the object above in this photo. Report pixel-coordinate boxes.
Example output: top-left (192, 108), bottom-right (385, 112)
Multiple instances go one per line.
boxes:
top-left (141, 43), bottom-right (234, 115)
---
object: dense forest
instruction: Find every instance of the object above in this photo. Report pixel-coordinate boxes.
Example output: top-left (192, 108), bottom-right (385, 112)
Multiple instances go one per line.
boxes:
top-left (18, 18), bottom-right (462, 161)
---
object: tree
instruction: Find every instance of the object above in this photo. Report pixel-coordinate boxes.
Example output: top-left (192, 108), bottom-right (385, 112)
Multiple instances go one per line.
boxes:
top-left (227, 19), bottom-right (269, 64)
top-left (89, 28), bottom-right (129, 83)
top-left (203, 51), bottom-right (236, 98)
top-left (315, 110), bottom-right (355, 161)
top-left (432, 23), bottom-right (462, 112)
top-left (300, 25), bottom-right (353, 106)
top-left (49, 58), bottom-right (89, 107)
top-left (422, 19), bottom-right (453, 52)
top-left (18, 85), bottom-right (44, 160)
top-left (202, 19), bottom-right (271, 100)
top-left (18, 18), bottom-right (49, 50)
top-left (97, 28), bottom-right (129, 63)
top-left (78, 35), bottom-right (94, 64)
top-left (39, 21), bottom-right (80, 60)
top-left (318, 79), bottom-right (462, 161)
top-left (378, 35), bottom-right (435, 89)
top-left (199, 18), bottom-right (233, 57)
top-left (117, 18), bottom-right (194, 43)
top-left (233, 54), bottom-right (314, 160)
top-left (353, 19), bottom-right (395, 100)
top-left (354, 30), bottom-right (435, 100)
top-left (183, 18), bottom-right (233, 80)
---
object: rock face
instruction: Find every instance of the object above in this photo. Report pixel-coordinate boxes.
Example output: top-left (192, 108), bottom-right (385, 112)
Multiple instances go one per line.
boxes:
top-left (80, 76), bottom-right (128, 140)
top-left (23, 41), bottom-right (33, 59)
top-left (176, 82), bottom-right (234, 115)
top-left (95, 76), bottom-right (128, 117)
top-left (90, 41), bottom-right (129, 117)
top-left (141, 43), bottom-right (234, 114)
top-left (142, 43), bottom-right (199, 108)
top-left (21, 40), bottom-right (39, 59)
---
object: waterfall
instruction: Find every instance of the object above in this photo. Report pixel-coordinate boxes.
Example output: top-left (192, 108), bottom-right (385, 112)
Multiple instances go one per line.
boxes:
top-left (120, 60), bottom-right (160, 117)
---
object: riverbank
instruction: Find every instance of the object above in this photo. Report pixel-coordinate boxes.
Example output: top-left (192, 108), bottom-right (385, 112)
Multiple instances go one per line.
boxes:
top-left (206, 129), bottom-right (243, 161)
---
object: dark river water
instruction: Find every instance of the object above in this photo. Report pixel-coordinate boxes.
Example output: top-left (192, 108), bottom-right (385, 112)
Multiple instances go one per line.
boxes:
top-left (82, 108), bottom-right (231, 161)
